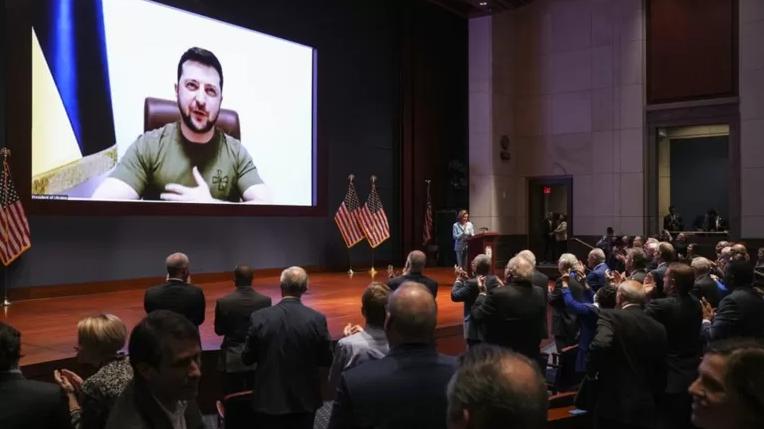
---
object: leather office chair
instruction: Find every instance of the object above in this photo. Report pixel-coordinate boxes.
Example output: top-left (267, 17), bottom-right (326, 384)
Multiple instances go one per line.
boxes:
top-left (143, 97), bottom-right (241, 139)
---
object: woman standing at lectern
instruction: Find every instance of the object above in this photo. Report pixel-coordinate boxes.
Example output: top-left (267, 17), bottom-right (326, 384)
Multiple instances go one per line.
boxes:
top-left (453, 209), bottom-right (475, 269)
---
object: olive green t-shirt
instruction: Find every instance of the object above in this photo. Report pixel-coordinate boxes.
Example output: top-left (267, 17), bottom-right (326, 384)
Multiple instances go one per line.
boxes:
top-left (110, 122), bottom-right (263, 202)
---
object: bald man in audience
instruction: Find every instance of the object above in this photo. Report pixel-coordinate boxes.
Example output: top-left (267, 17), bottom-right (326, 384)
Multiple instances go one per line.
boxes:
top-left (387, 250), bottom-right (439, 297)
top-left (144, 252), bottom-right (206, 326)
top-left (328, 282), bottom-right (457, 429)
top-left (587, 281), bottom-right (668, 429)
top-left (446, 344), bottom-right (548, 429)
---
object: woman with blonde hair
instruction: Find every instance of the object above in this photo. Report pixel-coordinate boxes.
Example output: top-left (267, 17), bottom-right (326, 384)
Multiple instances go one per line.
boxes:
top-left (53, 314), bottom-right (132, 429)
top-left (452, 209), bottom-right (475, 269)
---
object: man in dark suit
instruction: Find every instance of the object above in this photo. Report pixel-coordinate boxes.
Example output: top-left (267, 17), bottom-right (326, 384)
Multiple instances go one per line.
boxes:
top-left (702, 260), bottom-right (764, 342)
top-left (214, 264), bottom-right (272, 393)
top-left (587, 280), bottom-right (668, 429)
top-left (691, 257), bottom-right (725, 308)
top-left (626, 247), bottom-right (649, 283)
top-left (451, 254), bottom-right (501, 347)
top-left (0, 322), bottom-right (70, 429)
top-left (106, 310), bottom-right (204, 429)
top-left (144, 252), bottom-right (206, 326)
top-left (387, 250), bottom-right (439, 297)
top-left (645, 263), bottom-right (703, 429)
top-left (586, 248), bottom-right (609, 292)
top-left (471, 256), bottom-right (547, 362)
top-left (549, 253), bottom-right (588, 353)
top-left (328, 282), bottom-right (457, 429)
top-left (242, 266), bottom-right (332, 429)
top-left (647, 242), bottom-right (675, 299)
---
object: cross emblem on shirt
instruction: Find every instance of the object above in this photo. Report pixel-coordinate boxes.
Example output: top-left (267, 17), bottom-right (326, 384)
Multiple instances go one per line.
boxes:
top-left (212, 169), bottom-right (229, 192)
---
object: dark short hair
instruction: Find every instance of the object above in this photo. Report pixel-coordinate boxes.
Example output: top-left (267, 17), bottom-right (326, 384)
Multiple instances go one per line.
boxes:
top-left (725, 260), bottom-right (754, 290)
top-left (177, 47), bottom-right (224, 90)
top-left (234, 264), bottom-right (254, 287)
top-left (667, 262), bottom-right (694, 295)
top-left (627, 247), bottom-right (647, 269)
top-left (706, 338), bottom-right (764, 427)
top-left (0, 322), bottom-right (21, 370)
top-left (129, 310), bottom-right (200, 373)
top-left (447, 344), bottom-right (548, 429)
top-left (606, 227), bottom-right (614, 234)
top-left (595, 286), bottom-right (617, 309)
top-left (362, 282), bottom-right (391, 327)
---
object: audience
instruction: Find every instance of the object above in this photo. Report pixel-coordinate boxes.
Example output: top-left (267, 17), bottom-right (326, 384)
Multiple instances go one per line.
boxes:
top-left (586, 248), bottom-right (609, 292)
top-left (54, 314), bottom-right (133, 429)
top-left (242, 266), bottom-right (332, 429)
top-left (387, 250), bottom-right (439, 297)
top-left (686, 243), bottom-right (700, 261)
top-left (645, 263), bottom-right (702, 429)
top-left (632, 235), bottom-right (644, 249)
top-left (106, 310), bottom-right (204, 429)
top-left (587, 280), bottom-right (668, 429)
top-left (328, 282), bottom-right (457, 429)
top-left (561, 281), bottom-right (617, 375)
top-left (626, 247), bottom-right (649, 283)
top-left (702, 260), bottom-right (764, 341)
top-left (517, 250), bottom-right (550, 339)
top-left (451, 254), bottom-right (501, 347)
top-left (689, 338), bottom-right (764, 429)
top-left (691, 257), bottom-right (725, 308)
top-left (549, 253), bottom-right (588, 354)
top-left (446, 344), bottom-right (548, 429)
top-left (328, 282), bottom-right (390, 393)
top-left (471, 256), bottom-right (546, 362)
top-left (0, 322), bottom-right (70, 429)
top-left (214, 264), bottom-right (272, 394)
top-left (645, 240), bottom-right (660, 270)
top-left (646, 242), bottom-right (676, 299)
top-left (144, 252), bottom-right (206, 326)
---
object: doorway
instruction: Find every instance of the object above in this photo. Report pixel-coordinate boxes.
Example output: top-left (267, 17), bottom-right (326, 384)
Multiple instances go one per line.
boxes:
top-left (528, 176), bottom-right (573, 265)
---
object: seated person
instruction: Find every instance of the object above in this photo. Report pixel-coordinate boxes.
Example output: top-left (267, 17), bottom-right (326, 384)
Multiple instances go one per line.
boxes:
top-left (92, 47), bottom-right (270, 203)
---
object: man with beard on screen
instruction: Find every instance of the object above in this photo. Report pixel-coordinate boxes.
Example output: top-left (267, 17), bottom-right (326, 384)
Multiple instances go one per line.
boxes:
top-left (92, 47), bottom-right (271, 203)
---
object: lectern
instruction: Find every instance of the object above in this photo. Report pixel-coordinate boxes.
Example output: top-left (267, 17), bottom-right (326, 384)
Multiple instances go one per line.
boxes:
top-left (466, 232), bottom-right (499, 275)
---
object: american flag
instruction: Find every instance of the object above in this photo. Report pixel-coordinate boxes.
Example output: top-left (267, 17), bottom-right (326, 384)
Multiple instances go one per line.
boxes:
top-left (334, 179), bottom-right (365, 248)
top-left (359, 178), bottom-right (390, 248)
top-left (0, 149), bottom-right (31, 266)
top-left (422, 180), bottom-right (433, 246)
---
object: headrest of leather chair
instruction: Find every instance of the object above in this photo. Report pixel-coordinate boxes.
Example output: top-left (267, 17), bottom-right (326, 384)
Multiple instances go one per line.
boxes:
top-left (143, 97), bottom-right (241, 140)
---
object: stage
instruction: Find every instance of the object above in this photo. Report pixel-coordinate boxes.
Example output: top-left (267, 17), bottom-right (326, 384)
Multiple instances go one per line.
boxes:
top-left (2, 267), bottom-right (470, 367)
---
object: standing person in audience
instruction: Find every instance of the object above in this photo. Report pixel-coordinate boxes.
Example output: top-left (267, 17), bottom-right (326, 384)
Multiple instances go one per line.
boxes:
top-left (587, 280), bottom-right (668, 429)
top-left (452, 210), bottom-right (475, 270)
top-left (106, 310), bottom-right (204, 429)
top-left (446, 344), bottom-right (548, 429)
top-left (517, 250), bottom-right (550, 339)
top-left (632, 235), bottom-right (644, 249)
top-left (328, 282), bottom-right (457, 429)
top-left (596, 227), bottom-right (616, 258)
top-left (664, 206), bottom-right (684, 232)
top-left (702, 260), bottom-right (764, 342)
top-left (691, 257), bottom-right (725, 309)
top-left (586, 248), bottom-right (609, 292)
top-left (646, 242), bottom-right (676, 299)
top-left (214, 264), bottom-right (272, 394)
top-left (451, 254), bottom-right (501, 348)
top-left (607, 237), bottom-right (627, 273)
top-left (645, 264), bottom-right (703, 429)
top-left (626, 247), bottom-right (649, 283)
top-left (144, 252), bottom-right (206, 327)
top-left (328, 282), bottom-right (391, 394)
top-left (673, 232), bottom-right (689, 260)
top-left (645, 239), bottom-right (660, 270)
top-left (387, 250), bottom-right (439, 297)
top-left (471, 256), bottom-right (546, 362)
top-left (242, 266), bottom-right (332, 429)
top-left (755, 247), bottom-right (764, 271)
top-left (552, 213), bottom-right (568, 260)
top-left (54, 314), bottom-right (133, 429)
top-left (549, 253), bottom-right (588, 354)
top-left (0, 322), bottom-right (70, 429)
top-left (688, 338), bottom-right (764, 429)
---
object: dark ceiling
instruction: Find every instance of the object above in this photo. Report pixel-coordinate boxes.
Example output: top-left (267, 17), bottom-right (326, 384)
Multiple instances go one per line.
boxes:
top-left (426, 0), bottom-right (534, 18)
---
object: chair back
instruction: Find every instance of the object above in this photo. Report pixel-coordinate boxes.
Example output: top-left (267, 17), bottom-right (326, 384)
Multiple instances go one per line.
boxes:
top-left (218, 390), bottom-right (255, 429)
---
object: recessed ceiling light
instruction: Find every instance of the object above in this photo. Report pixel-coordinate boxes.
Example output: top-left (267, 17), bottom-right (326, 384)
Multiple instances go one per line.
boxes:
top-left (479, 1), bottom-right (488, 6)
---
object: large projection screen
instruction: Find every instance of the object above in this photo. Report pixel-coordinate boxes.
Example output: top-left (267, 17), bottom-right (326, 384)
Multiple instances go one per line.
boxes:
top-left (30, 0), bottom-right (316, 208)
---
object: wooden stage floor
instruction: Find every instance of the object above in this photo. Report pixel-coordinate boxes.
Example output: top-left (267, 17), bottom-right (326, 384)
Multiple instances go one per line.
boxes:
top-left (2, 267), bottom-right (469, 367)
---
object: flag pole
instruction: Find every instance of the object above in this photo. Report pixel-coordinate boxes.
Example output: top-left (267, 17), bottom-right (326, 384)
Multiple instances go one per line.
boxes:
top-left (1, 149), bottom-right (11, 307)
top-left (346, 174), bottom-right (355, 277)
top-left (369, 175), bottom-right (378, 278)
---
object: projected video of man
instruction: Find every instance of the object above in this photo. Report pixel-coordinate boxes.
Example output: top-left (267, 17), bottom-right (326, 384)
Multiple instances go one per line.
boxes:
top-left (92, 47), bottom-right (271, 203)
